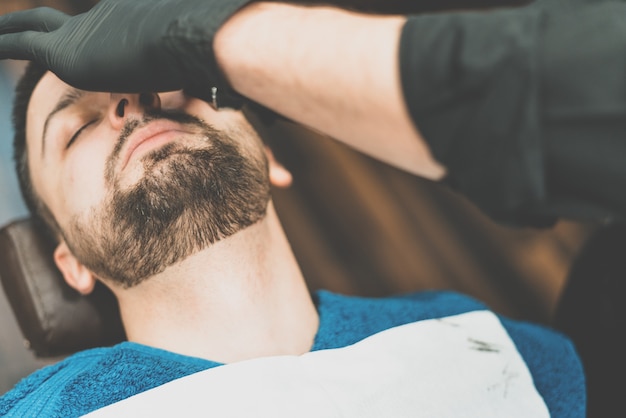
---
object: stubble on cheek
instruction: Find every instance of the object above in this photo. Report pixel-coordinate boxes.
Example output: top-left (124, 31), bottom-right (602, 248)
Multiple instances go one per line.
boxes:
top-left (63, 130), bottom-right (270, 288)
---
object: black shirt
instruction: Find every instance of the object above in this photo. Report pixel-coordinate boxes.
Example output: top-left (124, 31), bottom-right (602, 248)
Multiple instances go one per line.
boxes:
top-left (400, 0), bottom-right (626, 226)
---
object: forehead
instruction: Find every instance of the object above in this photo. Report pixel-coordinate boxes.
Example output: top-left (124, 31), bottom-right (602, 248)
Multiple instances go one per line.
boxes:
top-left (26, 71), bottom-right (72, 154)
top-left (24, 71), bottom-right (87, 213)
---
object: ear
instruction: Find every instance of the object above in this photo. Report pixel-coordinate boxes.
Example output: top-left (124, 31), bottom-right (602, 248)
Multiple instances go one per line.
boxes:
top-left (53, 241), bottom-right (97, 295)
top-left (265, 146), bottom-right (292, 188)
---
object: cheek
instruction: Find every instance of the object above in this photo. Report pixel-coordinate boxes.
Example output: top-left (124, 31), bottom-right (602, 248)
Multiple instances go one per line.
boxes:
top-left (57, 138), bottom-right (111, 217)
top-left (164, 94), bottom-right (247, 132)
top-left (160, 91), bottom-right (187, 109)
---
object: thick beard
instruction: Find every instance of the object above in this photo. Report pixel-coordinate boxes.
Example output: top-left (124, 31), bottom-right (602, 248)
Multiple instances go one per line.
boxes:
top-left (65, 118), bottom-right (270, 288)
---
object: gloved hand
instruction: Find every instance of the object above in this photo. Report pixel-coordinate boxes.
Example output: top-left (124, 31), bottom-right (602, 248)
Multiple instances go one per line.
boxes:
top-left (0, 0), bottom-right (251, 108)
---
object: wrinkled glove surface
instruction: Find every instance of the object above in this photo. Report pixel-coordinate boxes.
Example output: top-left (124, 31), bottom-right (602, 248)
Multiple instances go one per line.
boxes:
top-left (0, 0), bottom-right (250, 108)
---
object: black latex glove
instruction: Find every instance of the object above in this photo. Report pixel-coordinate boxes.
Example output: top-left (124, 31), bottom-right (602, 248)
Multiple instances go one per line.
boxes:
top-left (0, 0), bottom-right (251, 108)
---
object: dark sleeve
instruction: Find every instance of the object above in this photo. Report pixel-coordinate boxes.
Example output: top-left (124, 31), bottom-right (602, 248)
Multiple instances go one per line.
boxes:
top-left (400, 0), bottom-right (626, 227)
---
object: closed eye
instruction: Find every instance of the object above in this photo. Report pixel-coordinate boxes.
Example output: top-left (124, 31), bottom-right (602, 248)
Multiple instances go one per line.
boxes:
top-left (66, 119), bottom-right (99, 149)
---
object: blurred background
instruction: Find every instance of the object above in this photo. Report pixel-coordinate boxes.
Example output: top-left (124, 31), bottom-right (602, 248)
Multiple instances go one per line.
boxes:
top-left (0, 0), bottom-right (595, 394)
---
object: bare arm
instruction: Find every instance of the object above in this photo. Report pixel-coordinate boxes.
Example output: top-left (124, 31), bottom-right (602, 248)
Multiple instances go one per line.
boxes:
top-left (214, 2), bottom-right (446, 180)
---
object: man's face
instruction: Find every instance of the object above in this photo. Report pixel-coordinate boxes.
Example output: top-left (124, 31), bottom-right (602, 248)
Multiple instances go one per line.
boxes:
top-left (26, 72), bottom-right (270, 287)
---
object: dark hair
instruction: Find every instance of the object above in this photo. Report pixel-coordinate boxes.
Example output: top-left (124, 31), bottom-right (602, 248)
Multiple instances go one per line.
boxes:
top-left (13, 62), bottom-right (61, 242)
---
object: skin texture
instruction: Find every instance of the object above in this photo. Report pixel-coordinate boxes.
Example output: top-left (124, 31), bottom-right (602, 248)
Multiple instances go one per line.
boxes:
top-left (214, 2), bottom-right (446, 180)
top-left (25, 72), bottom-right (317, 363)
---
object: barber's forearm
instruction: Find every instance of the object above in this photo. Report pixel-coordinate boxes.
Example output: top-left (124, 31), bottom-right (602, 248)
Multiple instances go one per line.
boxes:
top-left (214, 2), bottom-right (446, 180)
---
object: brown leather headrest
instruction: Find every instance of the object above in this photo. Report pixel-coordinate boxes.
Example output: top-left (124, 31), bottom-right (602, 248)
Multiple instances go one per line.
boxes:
top-left (0, 218), bottom-right (125, 357)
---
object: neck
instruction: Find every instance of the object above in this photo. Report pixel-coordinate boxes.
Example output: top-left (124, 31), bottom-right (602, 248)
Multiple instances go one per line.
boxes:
top-left (113, 202), bottom-right (319, 363)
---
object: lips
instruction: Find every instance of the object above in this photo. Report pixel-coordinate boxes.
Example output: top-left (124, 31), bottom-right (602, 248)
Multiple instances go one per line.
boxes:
top-left (121, 120), bottom-right (190, 169)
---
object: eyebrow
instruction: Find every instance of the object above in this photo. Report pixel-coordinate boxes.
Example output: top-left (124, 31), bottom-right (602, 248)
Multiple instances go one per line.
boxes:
top-left (41, 87), bottom-right (86, 156)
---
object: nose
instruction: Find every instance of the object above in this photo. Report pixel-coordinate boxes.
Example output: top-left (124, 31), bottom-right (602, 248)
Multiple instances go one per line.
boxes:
top-left (108, 92), bottom-right (161, 130)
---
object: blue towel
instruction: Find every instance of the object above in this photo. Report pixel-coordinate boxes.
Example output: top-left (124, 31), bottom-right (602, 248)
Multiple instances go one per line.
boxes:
top-left (0, 290), bottom-right (585, 417)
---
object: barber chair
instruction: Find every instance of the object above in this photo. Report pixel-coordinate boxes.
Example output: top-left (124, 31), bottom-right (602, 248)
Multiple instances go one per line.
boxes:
top-left (0, 218), bottom-right (124, 358)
